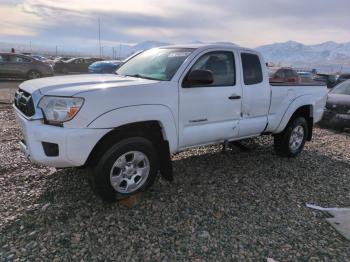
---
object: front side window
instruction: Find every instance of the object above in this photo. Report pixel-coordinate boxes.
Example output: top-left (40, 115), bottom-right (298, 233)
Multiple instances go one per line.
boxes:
top-left (184, 51), bottom-right (235, 87)
top-left (241, 53), bottom-right (263, 85)
top-left (117, 48), bottom-right (194, 81)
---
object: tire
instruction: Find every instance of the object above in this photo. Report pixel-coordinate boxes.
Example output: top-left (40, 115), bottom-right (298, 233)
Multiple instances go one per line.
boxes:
top-left (90, 137), bottom-right (159, 202)
top-left (274, 117), bottom-right (309, 157)
top-left (27, 70), bottom-right (42, 79)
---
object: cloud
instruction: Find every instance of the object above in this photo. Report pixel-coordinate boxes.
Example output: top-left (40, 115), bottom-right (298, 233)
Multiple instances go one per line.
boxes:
top-left (0, 4), bottom-right (45, 36)
top-left (1, 0), bottom-right (350, 48)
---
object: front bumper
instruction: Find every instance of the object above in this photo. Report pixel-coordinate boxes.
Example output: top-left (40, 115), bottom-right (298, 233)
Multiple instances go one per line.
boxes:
top-left (14, 106), bottom-right (110, 168)
top-left (320, 109), bottom-right (350, 128)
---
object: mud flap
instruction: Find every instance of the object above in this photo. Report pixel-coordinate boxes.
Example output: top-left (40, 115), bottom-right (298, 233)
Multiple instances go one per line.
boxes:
top-left (158, 140), bottom-right (174, 182)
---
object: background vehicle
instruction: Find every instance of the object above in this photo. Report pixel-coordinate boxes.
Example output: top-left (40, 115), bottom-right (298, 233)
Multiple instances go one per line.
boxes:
top-left (268, 67), bottom-right (300, 83)
top-left (88, 51), bottom-right (145, 74)
top-left (31, 55), bottom-right (55, 66)
top-left (14, 44), bottom-right (327, 202)
top-left (54, 57), bottom-right (102, 73)
top-left (0, 52), bottom-right (53, 79)
top-left (335, 73), bottom-right (350, 85)
top-left (320, 80), bottom-right (350, 129)
top-left (297, 71), bottom-right (314, 83)
top-left (88, 60), bottom-right (122, 74)
top-left (312, 73), bottom-right (338, 88)
top-left (54, 56), bottom-right (72, 63)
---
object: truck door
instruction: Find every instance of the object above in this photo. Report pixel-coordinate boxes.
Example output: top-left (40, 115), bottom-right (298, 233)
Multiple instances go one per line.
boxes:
top-left (238, 52), bottom-right (270, 137)
top-left (178, 50), bottom-right (242, 148)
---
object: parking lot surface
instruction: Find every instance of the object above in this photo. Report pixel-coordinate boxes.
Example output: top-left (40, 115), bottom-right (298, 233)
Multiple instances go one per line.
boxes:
top-left (0, 80), bottom-right (21, 104)
top-left (1, 105), bottom-right (350, 260)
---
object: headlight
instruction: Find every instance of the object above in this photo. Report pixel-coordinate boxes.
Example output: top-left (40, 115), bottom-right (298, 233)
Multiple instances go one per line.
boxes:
top-left (38, 96), bottom-right (84, 125)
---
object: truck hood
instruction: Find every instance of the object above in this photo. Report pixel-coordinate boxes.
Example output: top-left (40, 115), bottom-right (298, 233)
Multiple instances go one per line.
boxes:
top-left (19, 74), bottom-right (158, 96)
top-left (327, 93), bottom-right (350, 107)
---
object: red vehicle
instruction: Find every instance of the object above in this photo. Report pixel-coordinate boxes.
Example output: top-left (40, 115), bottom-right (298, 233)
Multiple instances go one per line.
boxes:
top-left (268, 67), bottom-right (300, 83)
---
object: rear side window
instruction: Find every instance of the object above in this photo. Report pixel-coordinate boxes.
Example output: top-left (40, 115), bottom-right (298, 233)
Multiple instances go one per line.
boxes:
top-left (241, 53), bottom-right (263, 85)
top-left (14, 56), bottom-right (31, 63)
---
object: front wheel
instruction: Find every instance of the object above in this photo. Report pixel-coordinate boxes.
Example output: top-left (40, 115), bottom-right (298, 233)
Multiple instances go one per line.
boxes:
top-left (274, 117), bottom-right (309, 157)
top-left (90, 137), bottom-right (159, 202)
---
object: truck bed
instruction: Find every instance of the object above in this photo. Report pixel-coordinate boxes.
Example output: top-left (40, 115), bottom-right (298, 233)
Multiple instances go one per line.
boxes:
top-left (266, 83), bottom-right (328, 133)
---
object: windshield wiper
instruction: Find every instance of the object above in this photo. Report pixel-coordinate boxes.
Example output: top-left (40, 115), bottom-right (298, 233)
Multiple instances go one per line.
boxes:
top-left (124, 74), bottom-right (160, 81)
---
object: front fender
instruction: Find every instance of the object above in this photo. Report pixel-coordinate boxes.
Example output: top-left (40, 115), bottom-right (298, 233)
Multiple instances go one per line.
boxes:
top-left (88, 105), bottom-right (178, 153)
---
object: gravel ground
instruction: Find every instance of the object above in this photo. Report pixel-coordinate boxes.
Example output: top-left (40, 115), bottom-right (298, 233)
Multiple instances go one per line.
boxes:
top-left (0, 80), bottom-right (21, 104)
top-left (0, 104), bottom-right (349, 261)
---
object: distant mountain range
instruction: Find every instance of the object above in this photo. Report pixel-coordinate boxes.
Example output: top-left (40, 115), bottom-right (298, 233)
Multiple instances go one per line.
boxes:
top-left (1, 40), bottom-right (350, 73)
top-left (116, 41), bottom-right (171, 57)
top-left (256, 41), bottom-right (350, 72)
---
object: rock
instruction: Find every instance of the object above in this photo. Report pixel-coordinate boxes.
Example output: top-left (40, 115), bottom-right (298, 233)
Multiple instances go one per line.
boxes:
top-left (118, 193), bottom-right (143, 208)
top-left (198, 230), bottom-right (210, 239)
top-left (267, 258), bottom-right (279, 262)
top-left (41, 203), bottom-right (50, 211)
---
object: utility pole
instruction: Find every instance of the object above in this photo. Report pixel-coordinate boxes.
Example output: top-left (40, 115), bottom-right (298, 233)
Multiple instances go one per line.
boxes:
top-left (98, 17), bottom-right (102, 58)
top-left (55, 45), bottom-right (58, 56)
top-left (29, 40), bottom-right (32, 54)
top-left (118, 44), bottom-right (121, 59)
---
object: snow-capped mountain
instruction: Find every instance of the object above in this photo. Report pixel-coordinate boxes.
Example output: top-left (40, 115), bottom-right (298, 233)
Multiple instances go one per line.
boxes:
top-left (116, 41), bottom-right (171, 58)
top-left (2, 39), bottom-right (350, 72)
top-left (256, 40), bottom-right (350, 71)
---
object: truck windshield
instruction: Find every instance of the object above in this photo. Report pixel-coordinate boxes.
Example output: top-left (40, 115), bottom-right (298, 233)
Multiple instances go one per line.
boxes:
top-left (116, 48), bottom-right (194, 81)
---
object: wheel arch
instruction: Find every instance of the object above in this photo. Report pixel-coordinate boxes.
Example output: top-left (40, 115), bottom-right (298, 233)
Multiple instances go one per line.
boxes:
top-left (84, 120), bottom-right (174, 181)
top-left (275, 96), bottom-right (314, 141)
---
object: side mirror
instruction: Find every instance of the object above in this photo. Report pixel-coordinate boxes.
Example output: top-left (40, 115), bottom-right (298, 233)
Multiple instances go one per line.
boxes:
top-left (184, 69), bottom-right (214, 87)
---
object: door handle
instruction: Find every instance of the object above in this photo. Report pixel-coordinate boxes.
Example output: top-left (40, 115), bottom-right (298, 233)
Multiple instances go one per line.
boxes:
top-left (228, 95), bottom-right (241, 100)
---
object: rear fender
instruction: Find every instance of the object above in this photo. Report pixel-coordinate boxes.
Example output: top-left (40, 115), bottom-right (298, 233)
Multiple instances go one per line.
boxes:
top-left (274, 95), bottom-right (315, 134)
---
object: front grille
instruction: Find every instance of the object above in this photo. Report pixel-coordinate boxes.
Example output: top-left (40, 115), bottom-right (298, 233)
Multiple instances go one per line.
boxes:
top-left (14, 89), bottom-right (35, 117)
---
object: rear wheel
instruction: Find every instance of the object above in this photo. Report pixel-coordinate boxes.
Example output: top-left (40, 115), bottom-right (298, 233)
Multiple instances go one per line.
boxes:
top-left (274, 117), bottom-right (308, 157)
top-left (90, 137), bottom-right (158, 202)
top-left (27, 70), bottom-right (42, 79)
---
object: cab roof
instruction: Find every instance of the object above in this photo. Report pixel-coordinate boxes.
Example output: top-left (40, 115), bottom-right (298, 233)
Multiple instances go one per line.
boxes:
top-left (156, 43), bottom-right (257, 54)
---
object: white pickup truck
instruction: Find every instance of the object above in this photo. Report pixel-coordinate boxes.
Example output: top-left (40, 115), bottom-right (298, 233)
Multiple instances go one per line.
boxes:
top-left (14, 44), bottom-right (327, 202)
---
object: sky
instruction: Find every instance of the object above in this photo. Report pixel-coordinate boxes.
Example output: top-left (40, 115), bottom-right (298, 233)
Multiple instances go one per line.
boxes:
top-left (0, 0), bottom-right (350, 50)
